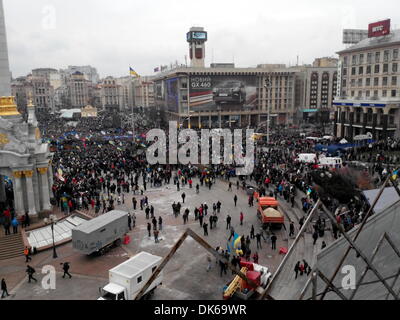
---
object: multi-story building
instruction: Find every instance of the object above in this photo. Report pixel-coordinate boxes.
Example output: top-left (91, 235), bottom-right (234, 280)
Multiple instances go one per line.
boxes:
top-left (298, 61), bottom-right (338, 123)
top-left (334, 26), bottom-right (400, 140)
top-left (133, 76), bottom-right (155, 109)
top-left (153, 66), bottom-right (299, 128)
top-left (11, 74), bottom-right (55, 114)
top-left (116, 76), bottom-right (134, 111)
top-left (100, 77), bottom-right (122, 113)
top-left (67, 71), bottom-right (90, 109)
top-left (61, 65), bottom-right (99, 84)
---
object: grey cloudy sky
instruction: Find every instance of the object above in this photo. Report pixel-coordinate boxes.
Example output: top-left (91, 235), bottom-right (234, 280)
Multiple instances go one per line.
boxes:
top-left (3, 0), bottom-right (400, 78)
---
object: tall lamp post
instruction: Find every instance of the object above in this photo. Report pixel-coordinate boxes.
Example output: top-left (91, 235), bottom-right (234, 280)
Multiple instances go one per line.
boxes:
top-left (45, 215), bottom-right (58, 259)
top-left (264, 77), bottom-right (272, 145)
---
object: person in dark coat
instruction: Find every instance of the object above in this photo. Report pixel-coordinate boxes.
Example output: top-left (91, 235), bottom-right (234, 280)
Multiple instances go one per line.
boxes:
top-left (271, 234), bottom-right (277, 250)
top-left (26, 265), bottom-right (37, 283)
top-left (203, 223), bottom-right (208, 236)
top-left (294, 261), bottom-right (300, 279)
top-left (1, 278), bottom-right (10, 298)
top-left (147, 223), bottom-right (151, 237)
top-left (128, 214), bottom-right (132, 231)
top-left (62, 262), bottom-right (72, 278)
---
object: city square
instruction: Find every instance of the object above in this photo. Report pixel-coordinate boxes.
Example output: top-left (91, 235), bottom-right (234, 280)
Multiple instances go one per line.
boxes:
top-left (0, 0), bottom-right (400, 303)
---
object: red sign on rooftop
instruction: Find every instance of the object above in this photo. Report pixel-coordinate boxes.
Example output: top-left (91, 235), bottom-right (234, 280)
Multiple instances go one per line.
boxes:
top-left (368, 19), bottom-right (391, 38)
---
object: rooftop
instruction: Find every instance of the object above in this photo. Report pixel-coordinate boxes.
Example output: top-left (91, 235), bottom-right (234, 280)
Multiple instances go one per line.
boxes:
top-left (338, 29), bottom-right (400, 54)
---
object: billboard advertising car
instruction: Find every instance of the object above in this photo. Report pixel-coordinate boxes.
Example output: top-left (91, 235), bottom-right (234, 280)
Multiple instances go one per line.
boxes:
top-left (189, 75), bottom-right (258, 111)
top-left (368, 19), bottom-right (390, 38)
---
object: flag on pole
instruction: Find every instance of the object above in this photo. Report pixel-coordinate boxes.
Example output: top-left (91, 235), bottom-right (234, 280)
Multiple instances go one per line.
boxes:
top-left (129, 67), bottom-right (140, 77)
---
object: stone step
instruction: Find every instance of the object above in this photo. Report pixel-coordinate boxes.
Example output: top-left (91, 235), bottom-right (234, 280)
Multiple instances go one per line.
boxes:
top-left (0, 233), bottom-right (24, 260)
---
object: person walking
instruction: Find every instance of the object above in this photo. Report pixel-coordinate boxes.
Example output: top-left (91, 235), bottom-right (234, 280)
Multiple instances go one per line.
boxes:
top-left (158, 216), bottom-right (163, 231)
top-left (196, 184), bottom-right (200, 194)
top-left (24, 246), bottom-right (32, 263)
top-left (226, 215), bottom-right (231, 230)
top-left (321, 241), bottom-right (327, 249)
top-left (132, 197), bottom-right (137, 210)
top-left (250, 225), bottom-right (255, 239)
top-left (1, 279), bottom-right (10, 298)
top-left (26, 265), bottom-right (37, 283)
top-left (3, 219), bottom-right (10, 236)
top-left (181, 192), bottom-right (186, 204)
top-left (228, 182), bottom-right (232, 191)
top-left (154, 229), bottom-right (160, 243)
top-left (203, 223), bottom-right (208, 236)
top-left (147, 223), bottom-right (152, 237)
top-left (199, 213), bottom-right (204, 227)
top-left (252, 252), bottom-right (259, 264)
top-left (128, 214), bottom-right (132, 231)
top-left (62, 262), bottom-right (72, 279)
top-left (294, 261), bottom-right (300, 279)
top-left (234, 195), bottom-right (238, 207)
top-left (289, 221), bottom-right (295, 237)
top-left (11, 217), bottom-right (19, 234)
top-left (228, 226), bottom-right (235, 241)
top-left (255, 232), bottom-right (265, 249)
top-left (24, 212), bottom-right (30, 228)
top-left (240, 212), bottom-right (244, 226)
top-left (206, 255), bottom-right (212, 272)
top-left (312, 231), bottom-right (318, 245)
top-left (145, 206), bottom-right (150, 219)
top-left (271, 233), bottom-right (277, 250)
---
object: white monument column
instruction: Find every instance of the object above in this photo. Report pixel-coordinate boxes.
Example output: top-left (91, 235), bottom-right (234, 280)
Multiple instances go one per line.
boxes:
top-left (12, 171), bottom-right (25, 216)
top-left (23, 170), bottom-right (37, 216)
top-left (38, 167), bottom-right (51, 211)
top-left (0, 0), bottom-right (11, 96)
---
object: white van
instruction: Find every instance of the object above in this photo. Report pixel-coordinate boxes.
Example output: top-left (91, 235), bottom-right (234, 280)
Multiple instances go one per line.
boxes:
top-left (319, 157), bottom-right (343, 168)
top-left (296, 153), bottom-right (317, 164)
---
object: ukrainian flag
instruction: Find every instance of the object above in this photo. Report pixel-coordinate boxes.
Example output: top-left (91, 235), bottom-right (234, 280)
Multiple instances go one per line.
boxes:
top-left (226, 233), bottom-right (241, 254)
top-left (392, 170), bottom-right (399, 181)
top-left (129, 67), bottom-right (140, 77)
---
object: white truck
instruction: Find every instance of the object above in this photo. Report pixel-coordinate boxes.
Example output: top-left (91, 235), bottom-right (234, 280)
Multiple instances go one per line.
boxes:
top-left (98, 251), bottom-right (163, 300)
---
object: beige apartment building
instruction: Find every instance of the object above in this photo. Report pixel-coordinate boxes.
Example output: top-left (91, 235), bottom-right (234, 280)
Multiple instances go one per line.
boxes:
top-left (334, 29), bottom-right (400, 139)
top-left (133, 76), bottom-right (155, 109)
top-left (67, 71), bottom-right (90, 109)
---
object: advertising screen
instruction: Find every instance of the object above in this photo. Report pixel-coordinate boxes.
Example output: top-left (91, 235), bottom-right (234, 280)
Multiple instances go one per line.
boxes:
top-left (368, 19), bottom-right (390, 38)
top-left (166, 78), bottom-right (179, 113)
top-left (189, 75), bottom-right (258, 111)
top-left (187, 31), bottom-right (208, 41)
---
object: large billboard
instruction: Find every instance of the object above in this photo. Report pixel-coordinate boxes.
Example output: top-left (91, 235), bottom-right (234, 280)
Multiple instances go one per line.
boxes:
top-left (189, 75), bottom-right (258, 111)
top-left (368, 19), bottom-right (391, 38)
top-left (166, 78), bottom-right (179, 113)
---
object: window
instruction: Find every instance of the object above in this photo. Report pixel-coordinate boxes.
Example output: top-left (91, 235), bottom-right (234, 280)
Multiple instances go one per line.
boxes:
top-left (383, 64), bottom-right (389, 73)
top-left (391, 90), bottom-right (397, 97)
top-left (343, 56), bottom-right (348, 66)
top-left (384, 50), bottom-right (390, 62)
top-left (393, 63), bottom-right (398, 73)
top-left (359, 54), bottom-right (364, 64)
top-left (351, 91), bottom-right (355, 97)
top-left (137, 276), bottom-right (142, 284)
top-left (375, 52), bottom-right (380, 63)
top-left (366, 78), bottom-right (371, 86)
top-left (392, 76), bottom-right (397, 86)
top-left (342, 79), bottom-right (347, 87)
top-left (366, 66), bottom-right (371, 74)
top-left (358, 78), bottom-right (363, 87)
top-left (359, 66), bottom-right (363, 75)
top-left (374, 77), bottom-right (379, 86)
top-left (351, 67), bottom-right (356, 75)
top-left (374, 90), bottom-right (378, 98)
top-left (366, 90), bottom-right (370, 97)
top-left (352, 55), bottom-right (357, 65)
top-left (367, 53), bottom-right (372, 63)
top-left (351, 79), bottom-right (355, 87)
top-left (383, 90), bottom-right (387, 97)
top-left (393, 49), bottom-right (399, 60)
top-left (383, 77), bottom-right (388, 86)
top-left (374, 65), bottom-right (380, 74)
top-left (343, 68), bottom-right (347, 76)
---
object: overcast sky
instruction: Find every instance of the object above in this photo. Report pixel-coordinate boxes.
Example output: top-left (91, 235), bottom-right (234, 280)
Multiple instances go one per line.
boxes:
top-left (3, 0), bottom-right (400, 78)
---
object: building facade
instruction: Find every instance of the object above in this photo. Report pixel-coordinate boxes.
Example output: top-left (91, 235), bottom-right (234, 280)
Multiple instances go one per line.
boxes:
top-left (133, 76), bottom-right (155, 109)
top-left (100, 77), bottom-right (122, 113)
top-left (61, 65), bottom-right (99, 84)
top-left (67, 71), bottom-right (90, 109)
top-left (153, 66), bottom-right (300, 128)
top-left (334, 29), bottom-right (400, 140)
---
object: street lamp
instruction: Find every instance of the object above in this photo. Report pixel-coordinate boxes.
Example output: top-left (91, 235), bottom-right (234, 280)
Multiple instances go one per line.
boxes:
top-left (45, 215), bottom-right (58, 259)
top-left (264, 77), bottom-right (272, 145)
